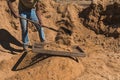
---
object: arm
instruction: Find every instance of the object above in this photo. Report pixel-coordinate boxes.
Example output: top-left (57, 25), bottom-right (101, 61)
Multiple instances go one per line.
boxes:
top-left (7, 0), bottom-right (19, 18)
top-left (36, 1), bottom-right (43, 26)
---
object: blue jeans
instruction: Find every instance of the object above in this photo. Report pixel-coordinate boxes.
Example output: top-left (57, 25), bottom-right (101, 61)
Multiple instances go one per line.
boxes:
top-left (19, 9), bottom-right (45, 46)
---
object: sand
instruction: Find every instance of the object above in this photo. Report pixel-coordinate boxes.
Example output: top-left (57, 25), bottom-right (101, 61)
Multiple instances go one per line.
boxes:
top-left (0, 0), bottom-right (120, 80)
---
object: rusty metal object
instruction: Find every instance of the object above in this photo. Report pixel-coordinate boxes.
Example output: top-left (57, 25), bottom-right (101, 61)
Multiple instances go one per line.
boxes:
top-left (32, 43), bottom-right (86, 57)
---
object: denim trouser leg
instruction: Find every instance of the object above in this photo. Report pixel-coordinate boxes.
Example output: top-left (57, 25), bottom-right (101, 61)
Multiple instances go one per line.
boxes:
top-left (35, 24), bottom-right (45, 42)
top-left (20, 13), bottom-right (29, 46)
top-left (30, 9), bottom-right (45, 42)
top-left (19, 9), bottom-right (45, 48)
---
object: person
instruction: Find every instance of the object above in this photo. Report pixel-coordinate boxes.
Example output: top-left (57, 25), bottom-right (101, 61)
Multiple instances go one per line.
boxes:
top-left (7, 0), bottom-right (45, 51)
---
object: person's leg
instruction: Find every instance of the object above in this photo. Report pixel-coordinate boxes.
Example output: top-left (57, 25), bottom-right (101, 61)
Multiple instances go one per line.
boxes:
top-left (30, 9), bottom-right (45, 42)
top-left (19, 12), bottom-right (29, 50)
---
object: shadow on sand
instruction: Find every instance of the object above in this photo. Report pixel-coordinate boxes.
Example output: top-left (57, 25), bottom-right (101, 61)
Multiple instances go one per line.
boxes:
top-left (12, 51), bottom-right (79, 71)
top-left (0, 29), bottom-right (23, 54)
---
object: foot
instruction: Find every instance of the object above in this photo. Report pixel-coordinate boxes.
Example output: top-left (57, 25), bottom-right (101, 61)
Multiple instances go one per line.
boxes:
top-left (23, 45), bottom-right (28, 52)
top-left (23, 49), bottom-right (28, 53)
top-left (41, 40), bottom-right (49, 44)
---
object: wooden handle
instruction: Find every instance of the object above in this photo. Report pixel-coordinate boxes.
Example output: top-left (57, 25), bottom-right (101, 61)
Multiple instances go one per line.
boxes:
top-left (18, 16), bottom-right (59, 32)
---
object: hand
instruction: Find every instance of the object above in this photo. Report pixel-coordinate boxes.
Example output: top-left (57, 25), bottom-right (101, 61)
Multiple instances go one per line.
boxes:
top-left (13, 12), bottom-right (19, 18)
top-left (39, 20), bottom-right (43, 26)
top-left (41, 24), bottom-right (46, 27)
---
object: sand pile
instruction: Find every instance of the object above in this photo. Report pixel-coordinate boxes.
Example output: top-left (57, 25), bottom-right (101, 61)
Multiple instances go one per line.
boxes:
top-left (0, 0), bottom-right (120, 80)
top-left (80, 2), bottom-right (120, 38)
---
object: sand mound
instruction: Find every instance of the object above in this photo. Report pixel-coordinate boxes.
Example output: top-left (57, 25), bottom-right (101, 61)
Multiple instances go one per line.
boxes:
top-left (0, 0), bottom-right (120, 80)
top-left (80, 3), bottom-right (120, 38)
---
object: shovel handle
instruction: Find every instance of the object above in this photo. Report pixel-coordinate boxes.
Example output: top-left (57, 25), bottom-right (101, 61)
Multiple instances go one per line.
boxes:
top-left (18, 16), bottom-right (59, 32)
top-left (18, 16), bottom-right (41, 26)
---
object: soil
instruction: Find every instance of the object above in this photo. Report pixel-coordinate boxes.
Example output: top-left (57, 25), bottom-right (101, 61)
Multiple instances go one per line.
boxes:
top-left (0, 0), bottom-right (120, 80)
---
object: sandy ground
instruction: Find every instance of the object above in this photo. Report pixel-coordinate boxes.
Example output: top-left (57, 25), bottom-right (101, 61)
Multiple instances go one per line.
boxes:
top-left (0, 0), bottom-right (120, 80)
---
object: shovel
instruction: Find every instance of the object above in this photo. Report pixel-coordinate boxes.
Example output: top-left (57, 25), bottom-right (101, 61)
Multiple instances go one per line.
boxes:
top-left (18, 16), bottom-right (59, 32)
top-left (18, 16), bottom-right (73, 34)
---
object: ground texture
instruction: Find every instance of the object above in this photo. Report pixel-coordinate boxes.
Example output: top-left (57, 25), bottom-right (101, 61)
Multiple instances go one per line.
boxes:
top-left (0, 0), bottom-right (120, 80)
